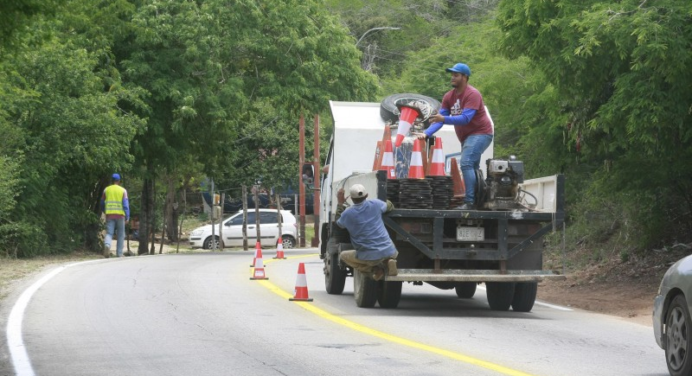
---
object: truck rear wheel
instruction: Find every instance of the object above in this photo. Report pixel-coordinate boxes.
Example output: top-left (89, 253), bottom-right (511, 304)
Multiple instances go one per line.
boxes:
top-left (486, 282), bottom-right (516, 311)
top-left (354, 270), bottom-right (378, 308)
top-left (377, 281), bottom-right (403, 308)
top-left (455, 282), bottom-right (477, 299)
top-left (324, 251), bottom-right (346, 295)
top-left (511, 282), bottom-right (537, 312)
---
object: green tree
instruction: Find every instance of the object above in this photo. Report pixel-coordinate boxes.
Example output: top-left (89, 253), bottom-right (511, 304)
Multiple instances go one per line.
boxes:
top-left (497, 0), bottom-right (692, 247)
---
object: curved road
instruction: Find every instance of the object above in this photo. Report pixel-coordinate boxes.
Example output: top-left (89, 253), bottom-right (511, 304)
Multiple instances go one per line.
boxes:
top-left (2, 249), bottom-right (667, 376)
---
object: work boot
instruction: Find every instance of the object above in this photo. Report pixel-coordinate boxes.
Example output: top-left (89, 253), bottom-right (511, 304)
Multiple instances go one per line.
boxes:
top-left (456, 202), bottom-right (475, 210)
top-left (387, 259), bottom-right (398, 276)
top-left (103, 245), bottom-right (110, 258)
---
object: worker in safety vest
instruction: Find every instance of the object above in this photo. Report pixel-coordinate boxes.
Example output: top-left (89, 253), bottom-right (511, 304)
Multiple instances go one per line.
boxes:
top-left (100, 173), bottom-right (130, 258)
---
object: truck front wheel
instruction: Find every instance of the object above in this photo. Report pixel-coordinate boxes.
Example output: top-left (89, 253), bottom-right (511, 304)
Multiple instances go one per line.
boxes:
top-left (354, 270), bottom-right (378, 308)
top-left (377, 281), bottom-right (403, 308)
top-left (511, 282), bottom-right (537, 312)
top-left (486, 282), bottom-right (516, 311)
top-left (324, 251), bottom-right (346, 295)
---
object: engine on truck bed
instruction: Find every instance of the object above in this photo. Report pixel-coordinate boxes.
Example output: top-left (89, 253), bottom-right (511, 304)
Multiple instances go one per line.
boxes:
top-left (481, 156), bottom-right (526, 211)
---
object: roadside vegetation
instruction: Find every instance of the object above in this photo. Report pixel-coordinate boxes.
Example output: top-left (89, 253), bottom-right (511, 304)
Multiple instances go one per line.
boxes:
top-left (1, 0), bottom-right (691, 278)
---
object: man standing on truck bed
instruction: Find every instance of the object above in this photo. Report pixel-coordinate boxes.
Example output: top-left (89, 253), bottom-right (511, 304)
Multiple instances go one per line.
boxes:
top-left (336, 184), bottom-right (398, 281)
top-left (418, 63), bottom-right (494, 210)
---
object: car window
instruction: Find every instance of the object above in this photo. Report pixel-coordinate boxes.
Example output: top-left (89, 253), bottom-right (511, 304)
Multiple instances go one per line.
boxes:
top-left (260, 212), bottom-right (280, 224)
top-left (227, 212), bottom-right (254, 226)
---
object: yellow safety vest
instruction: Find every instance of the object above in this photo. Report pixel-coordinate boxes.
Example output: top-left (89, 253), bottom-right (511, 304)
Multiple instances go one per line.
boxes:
top-left (104, 185), bottom-right (126, 216)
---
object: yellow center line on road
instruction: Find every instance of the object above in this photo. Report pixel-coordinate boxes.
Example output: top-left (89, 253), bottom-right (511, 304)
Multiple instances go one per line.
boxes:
top-left (258, 254), bottom-right (538, 376)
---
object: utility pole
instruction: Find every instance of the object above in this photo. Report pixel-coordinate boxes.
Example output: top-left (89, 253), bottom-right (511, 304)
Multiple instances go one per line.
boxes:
top-left (299, 114), bottom-right (306, 248)
top-left (210, 178), bottom-right (216, 250)
top-left (312, 114), bottom-right (321, 247)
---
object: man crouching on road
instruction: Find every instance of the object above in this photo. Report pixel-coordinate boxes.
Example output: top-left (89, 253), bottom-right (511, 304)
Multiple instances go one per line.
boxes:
top-left (336, 184), bottom-right (398, 281)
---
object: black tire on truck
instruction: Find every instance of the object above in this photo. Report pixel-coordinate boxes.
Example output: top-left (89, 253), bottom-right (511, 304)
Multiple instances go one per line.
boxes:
top-left (324, 247), bottom-right (346, 295)
top-left (377, 281), bottom-right (403, 308)
top-left (353, 269), bottom-right (378, 308)
top-left (486, 282), bottom-right (516, 311)
top-left (511, 282), bottom-right (538, 312)
top-left (455, 282), bottom-right (477, 299)
top-left (379, 93), bottom-right (441, 126)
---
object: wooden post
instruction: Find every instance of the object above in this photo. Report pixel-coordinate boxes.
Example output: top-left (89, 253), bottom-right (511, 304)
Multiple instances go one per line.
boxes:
top-left (299, 114), bottom-right (306, 248)
top-left (312, 114), bottom-right (321, 247)
top-left (276, 191), bottom-right (283, 247)
top-left (218, 192), bottom-right (225, 250)
top-left (242, 185), bottom-right (248, 251)
top-left (254, 185), bottom-right (261, 243)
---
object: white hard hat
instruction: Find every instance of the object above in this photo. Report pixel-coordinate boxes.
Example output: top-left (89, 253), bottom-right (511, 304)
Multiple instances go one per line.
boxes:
top-left (349, 184), bottom-right (367, 198)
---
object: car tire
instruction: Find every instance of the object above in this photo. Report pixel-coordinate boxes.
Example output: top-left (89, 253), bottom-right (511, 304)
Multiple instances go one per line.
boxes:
top-left (455, 282), bottom-right (477, 299)
top-left (380, 93), bottom-right (442, 126)
top-left (353, 269), bottom-right (378, 308)
top-left (666, 295), bottom-right (692, 376)
top-left (325, 250), bottom-right (346, 295)
top-left (203, 236), bottom-right (222, 250)
top-left (377, 281), bottom-right (403, 309)
top-left (486, 282), bottom-right (515, 311)
top-left (511, 282), bottom-right (537, 312)
top-left (281, 235), bottom-right (296, 249)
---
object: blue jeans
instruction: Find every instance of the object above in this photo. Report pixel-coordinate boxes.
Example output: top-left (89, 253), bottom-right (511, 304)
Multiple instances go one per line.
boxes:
top-left (105, 217), bottom-right (126, 257)
top-left (460, 134), bottom-right (493, 204)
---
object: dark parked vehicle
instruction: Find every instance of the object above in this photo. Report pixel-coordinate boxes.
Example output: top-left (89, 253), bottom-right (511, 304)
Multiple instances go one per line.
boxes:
top-left (202, 191), bottom-right (313, 215)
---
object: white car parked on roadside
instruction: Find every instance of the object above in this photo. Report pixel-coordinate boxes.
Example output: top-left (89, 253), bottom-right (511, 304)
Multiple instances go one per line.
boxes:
top-left (189, 209), bottom-right (297, 250)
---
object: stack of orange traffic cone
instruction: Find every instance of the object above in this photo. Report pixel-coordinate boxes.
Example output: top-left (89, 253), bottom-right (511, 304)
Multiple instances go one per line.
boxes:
top-left (273, 238), bottom-right (286, 259)
top-left (379, 139), bottom-right (396, 179)
top-left (250, 248), bottom-right (268, 280)
top-left (395, 106), bottom-right (420, 147)
top-left (289, 262), bottom-right (313, 302)
top-left (407, 139), bottom-right (425, 179)
top-left (250, 241), bottom-right (261, 267)
top-left (428, 137), bottom-right (445, 176)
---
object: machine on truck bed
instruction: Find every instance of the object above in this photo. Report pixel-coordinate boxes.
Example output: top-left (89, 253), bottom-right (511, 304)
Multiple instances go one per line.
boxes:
top-left (318, 97), bottom-right (565, 311)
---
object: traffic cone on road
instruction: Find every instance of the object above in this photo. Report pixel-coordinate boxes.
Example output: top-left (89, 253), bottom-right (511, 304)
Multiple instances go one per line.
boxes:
top-left (407, 139), bottom-right (425, 179)
top-left (250, 248), bottom-right (268, 280)
top-left (250, 241), bottom-right (261, 267)
top-left (379, 139), bottom-right (396, 179)
top-left (395, 105), bottom-right (420, 147)
top-left (289, 262), bottom-right (313, 302)
top-left (428, 137), bottom-right (445, 177)
top-left (273, 238), bottom-right (286, 259)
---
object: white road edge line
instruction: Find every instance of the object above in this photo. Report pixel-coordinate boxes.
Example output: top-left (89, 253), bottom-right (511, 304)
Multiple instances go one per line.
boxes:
top-left (476, 285), bottom-right (573, 311)
top-left (6, 259), bottom-right (107, 376)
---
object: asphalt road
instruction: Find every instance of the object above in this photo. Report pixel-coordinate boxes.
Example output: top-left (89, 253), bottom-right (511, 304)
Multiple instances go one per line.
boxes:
top-left (2, 249), bottom-right (668, 376)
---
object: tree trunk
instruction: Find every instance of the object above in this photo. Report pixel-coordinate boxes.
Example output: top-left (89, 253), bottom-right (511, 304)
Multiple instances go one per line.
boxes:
top-left (166, 177), bottom-right (178, 242)
top-left (254, 185), bottom-right (261, 242)
top-left (159, 194), bottom-right (167, 254)
top-left (86, 180), bottom-right (108, 252)
top-left (138, 178), bottom-right (153, 255)
top-left (242, 185), bottom-right (248, 250)
top-left (149, 178), bottom-right (156, 254)
top-left (218, 192), bottom-right (225, 250)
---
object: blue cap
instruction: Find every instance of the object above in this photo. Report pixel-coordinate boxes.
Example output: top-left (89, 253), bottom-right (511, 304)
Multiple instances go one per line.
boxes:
top-left (112, 173), bottom-right (121, 181)
top-left (445, 63), bottom-right (471, 77)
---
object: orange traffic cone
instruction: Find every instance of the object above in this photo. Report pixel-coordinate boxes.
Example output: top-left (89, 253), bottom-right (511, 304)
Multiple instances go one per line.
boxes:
top-left (250, 241), bottom-right (262, 267)
top-left (395, 105), bottom-right (420, 147)
top-left (408, 138), bottom-right (425, 179)
top-left (379, 139), bottom-right (396, 179)
top-left (428, 137), bottom-right (445, 176)
top-left (450, 157), bottom-right (466, 196)
top-left (289, 262), bottom-right (313, 302)
top-left (273, 238), bottom-right (286, 259)
top-left (250, 248), bottom-right (268, 280)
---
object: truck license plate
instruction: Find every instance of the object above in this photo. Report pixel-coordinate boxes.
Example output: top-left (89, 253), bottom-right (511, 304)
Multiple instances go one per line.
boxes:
top-left (456, 226), bottom-right (485, 241)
